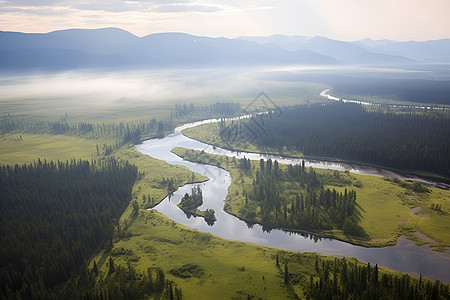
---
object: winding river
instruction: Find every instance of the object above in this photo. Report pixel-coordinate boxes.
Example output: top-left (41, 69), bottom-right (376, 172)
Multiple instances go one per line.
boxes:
top-left (136, 118), bottom-right (450, 284)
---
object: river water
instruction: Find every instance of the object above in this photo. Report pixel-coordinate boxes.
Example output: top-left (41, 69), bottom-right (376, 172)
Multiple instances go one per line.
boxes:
top-left (136, 119), bottom-right (450, 283)
top-left (320, 89), bottom-right (449, 112)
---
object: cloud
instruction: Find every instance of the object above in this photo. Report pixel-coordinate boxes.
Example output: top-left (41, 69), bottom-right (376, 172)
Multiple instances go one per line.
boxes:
top-left (0, 0), bottom-right (64, 5)
top-left (0, 0), bottom-right (224, 14)
top-left (153, 4), bottom-right (222, 13)
top-left (0, 6), bottom-right (73, 16)
top-left (71, 0), bottom-right (147, 13)
top-left (0, 0), bottom-right (199, 11)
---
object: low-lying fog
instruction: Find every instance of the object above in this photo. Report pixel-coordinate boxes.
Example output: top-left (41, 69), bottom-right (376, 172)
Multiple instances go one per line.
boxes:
top-left (1, 64), bottom-right (449, 117)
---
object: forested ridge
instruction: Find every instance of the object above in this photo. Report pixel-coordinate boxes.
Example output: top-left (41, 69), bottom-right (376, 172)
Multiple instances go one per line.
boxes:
top-left (225, 102), bottom-right (450, 177)
top-left (0, 158), bottom-right (138, 298)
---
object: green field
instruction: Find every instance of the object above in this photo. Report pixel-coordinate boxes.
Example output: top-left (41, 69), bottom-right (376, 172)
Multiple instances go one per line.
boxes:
top-left (93, 209), bottom-right (294, 299)
top-left (171, 147), bottom-right (450, 249)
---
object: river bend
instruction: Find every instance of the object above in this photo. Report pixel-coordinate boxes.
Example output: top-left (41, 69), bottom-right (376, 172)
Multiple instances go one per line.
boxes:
top-left (136, 118), bottom-right (450, 283)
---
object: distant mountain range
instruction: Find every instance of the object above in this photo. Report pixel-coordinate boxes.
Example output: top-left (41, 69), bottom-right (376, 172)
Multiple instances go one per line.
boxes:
top-left (239, 35), bottom-right (450, 64)
top-left (0, 28), bottom-right (449, 70)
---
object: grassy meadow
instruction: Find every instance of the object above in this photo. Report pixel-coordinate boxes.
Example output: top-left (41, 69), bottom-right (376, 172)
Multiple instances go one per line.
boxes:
top-left (93, 209), bottom-right (294, 299)
top-left (0, 133), bottom-right (99, 165)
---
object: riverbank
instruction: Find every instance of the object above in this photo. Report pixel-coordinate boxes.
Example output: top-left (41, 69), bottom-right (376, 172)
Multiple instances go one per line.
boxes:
top-left (320, 89), bottom-right (450, 112)
top-left (171, 147), bottom-right (450, 250)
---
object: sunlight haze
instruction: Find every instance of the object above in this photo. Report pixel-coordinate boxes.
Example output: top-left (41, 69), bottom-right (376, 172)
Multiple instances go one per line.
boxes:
top-left (0, 0), bottom-right (449, 40)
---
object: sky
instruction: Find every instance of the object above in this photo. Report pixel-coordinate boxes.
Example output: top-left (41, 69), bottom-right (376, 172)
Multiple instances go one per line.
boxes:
top-left (0, 0), bottom-right (449, 41)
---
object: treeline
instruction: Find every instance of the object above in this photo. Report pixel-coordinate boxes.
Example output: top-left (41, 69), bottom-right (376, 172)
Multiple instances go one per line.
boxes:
top-left (233, 102), bottom-right (450, 177)
top-left (0, 158), bottom-right (138, 299)
top-left (1, 114), bottom-right (174, 144)
top-left (1, 101), bottom-right (241, 146)
top-left (239, 157), bottom-right (363, 235)
top-left (332, 77), bottom-right (450, 105)
top-left (174, 101), bottom-right (241, 117)
top-left (304, 256), bottom-right (449, 299)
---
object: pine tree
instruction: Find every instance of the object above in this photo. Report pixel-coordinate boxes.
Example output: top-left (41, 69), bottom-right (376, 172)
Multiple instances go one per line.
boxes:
top-left (108, 257), bottom-right (115, 275)
top-left (93, 260), bottom-right (98, 275)
top-left (284, 262), bottom-right (289, 284)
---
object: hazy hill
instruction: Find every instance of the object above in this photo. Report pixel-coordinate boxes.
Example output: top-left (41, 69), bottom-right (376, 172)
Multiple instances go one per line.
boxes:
top-left (354, 38), bottom-right (450, 63)
top-left (0, 28), bottom-right (336, 70)
top-left (2, 28), bottom-right (448, 70)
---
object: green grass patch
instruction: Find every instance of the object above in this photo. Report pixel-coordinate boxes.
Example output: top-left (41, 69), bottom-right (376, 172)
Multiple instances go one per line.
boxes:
top-left (169, 263), bottom-right (205, 278)
top-left (0, 133), bottom-right (101, 165)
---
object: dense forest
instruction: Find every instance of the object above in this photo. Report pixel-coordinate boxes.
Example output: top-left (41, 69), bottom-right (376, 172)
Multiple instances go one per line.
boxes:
top-left (0, 158), bottom-right (139, 298)
top-left (238, 157), bottom-right (364, 235)
top-left (226, 102), bottom-right (450, 177)
top-left (332, 77), bottom-right (450, 105)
